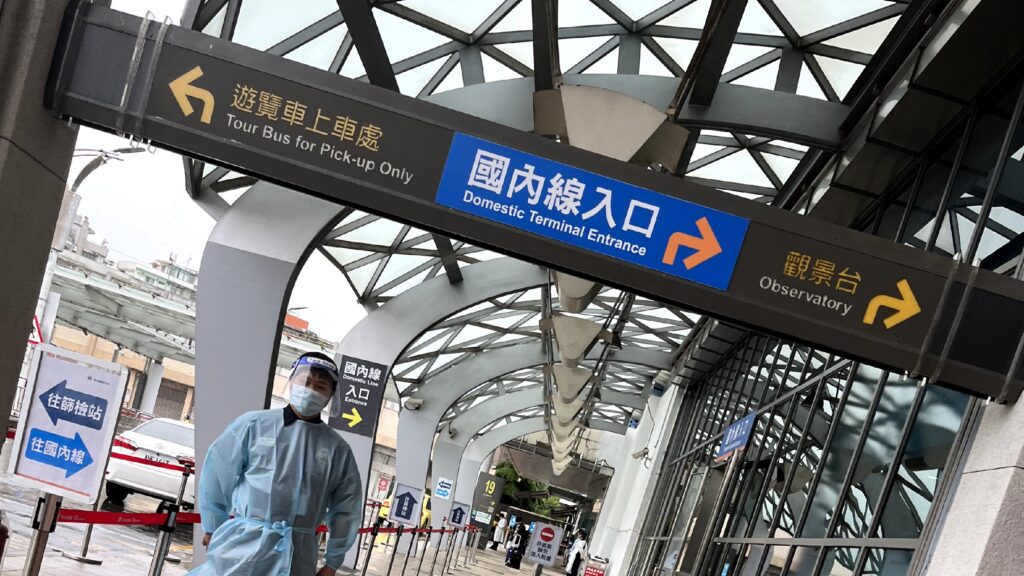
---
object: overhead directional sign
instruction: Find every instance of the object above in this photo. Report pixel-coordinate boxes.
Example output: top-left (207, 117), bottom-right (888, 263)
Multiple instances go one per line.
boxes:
top-left (47, 4), bottom-right (1024, 399)
top-left (388, 483), bottom-right (424, 527)
top-left (449, 501), bottom-right (470, 527)
top-left (715, 412), bottom-right (756, 462)
top-left (9, 344), bottom-right (128, 503)
top-left (330, 355), bottom-right (387, 438)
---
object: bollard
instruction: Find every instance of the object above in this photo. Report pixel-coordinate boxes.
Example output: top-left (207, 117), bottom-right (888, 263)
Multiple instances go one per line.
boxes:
top-left (360, 524), bottom-right (379, 576)
top-left (414, 531), bottom-right (431, 576)
top-left (384, 525), bottom-right (403, 576)
top-left (399, 527), bottom-right (417, 576)
top-left (147, 463), bottom-right (192, 576)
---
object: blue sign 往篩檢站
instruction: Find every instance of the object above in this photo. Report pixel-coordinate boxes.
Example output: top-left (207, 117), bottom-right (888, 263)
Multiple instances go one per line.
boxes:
top-left (24, 428), bottom-right (94, 478)
top-left (38, 380), bottom-right (109, 430)
top-left (394, 491), bottom-right (417, 520)
top-left (436, 133), bottom-right (750, 291)
top-left (716, 412), bottom-right (756, 461)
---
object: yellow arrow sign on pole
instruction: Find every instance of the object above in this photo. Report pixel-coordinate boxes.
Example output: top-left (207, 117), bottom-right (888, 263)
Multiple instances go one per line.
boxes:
top-left (168, 66), bottom-right (215, 124)
top-left (863, 279), bottom-right (921, 329)
top-left (341, 406), bottom-right (362, 428)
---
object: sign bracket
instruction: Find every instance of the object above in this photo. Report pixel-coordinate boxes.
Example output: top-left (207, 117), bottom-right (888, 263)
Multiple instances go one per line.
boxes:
top-left (115, 11), bottom-right (154, 135)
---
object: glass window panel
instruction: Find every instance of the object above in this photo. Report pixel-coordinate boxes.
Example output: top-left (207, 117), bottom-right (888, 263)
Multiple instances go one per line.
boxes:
top-left (639, 44), bottom-right (675, 77)
top-left (732, 59), bottom-right (782, 90)
top-left (773, 0), bottom-right (892, 37)
top-left (282, 24), bottom-right (346, 70)
top-left (836, 371), bottom-right (917, 538)
top-left (402, 0), bottom-right (503, 34)
top-left (660, 0), bottom-right (712, 29)
top-left (817, 547), bottom-right (859, 575)
top-left (815, 56), bottom-right (865, 100)
top-left (800, 364), bottom-right (884, 538)
top-left (232, 0), bottom-right (337, 51)
top-left (863, 547), bottom-right (913, 576)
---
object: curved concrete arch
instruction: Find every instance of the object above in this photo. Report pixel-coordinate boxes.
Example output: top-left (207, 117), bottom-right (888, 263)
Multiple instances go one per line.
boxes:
top-left (454, 417), bottom-right (549, 507)
top-left (193, 183), bottom-right (344, 556)
top-left (397, 342), bottom-right (672, 514)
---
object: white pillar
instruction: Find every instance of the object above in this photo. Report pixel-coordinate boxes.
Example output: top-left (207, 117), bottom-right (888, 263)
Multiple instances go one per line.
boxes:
top-left (138, 359), bottom-right (164, 415)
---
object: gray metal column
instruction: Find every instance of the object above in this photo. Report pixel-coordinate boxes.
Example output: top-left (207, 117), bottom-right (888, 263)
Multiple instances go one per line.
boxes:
top-left (923, 400), bottom-right (1024, 575)
top-left (137, 359), bottom-right (164, 415)
top-left (0, 0), bottom-right (79, 440)
top-left (192, 182), bottom-right (342, 559)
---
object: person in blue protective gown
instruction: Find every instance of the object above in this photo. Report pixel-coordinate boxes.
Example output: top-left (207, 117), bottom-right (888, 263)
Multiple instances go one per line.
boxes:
top-left (186, 352), bottom-right (363, 576)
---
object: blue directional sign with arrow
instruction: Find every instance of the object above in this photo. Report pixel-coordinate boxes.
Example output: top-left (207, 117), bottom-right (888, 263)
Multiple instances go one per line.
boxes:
top-left (24, 429), bottom-right (94, 477)
top-left (38, 380), bottom-right (108, 430)
top-left (10, 345), bottom-right (128, 504)
top-left (449, 502), bottom-right (470, 527)
top-left (387, 483), bottom-right (424, 527)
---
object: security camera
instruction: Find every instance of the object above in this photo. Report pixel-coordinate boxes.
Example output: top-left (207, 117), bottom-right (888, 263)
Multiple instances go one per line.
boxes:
top-left (404, 397), bottom-right (424, 411)
top-left (447, 424), bottom-right (457, 439)
top-left (631, 447), bottom-right (649, 460)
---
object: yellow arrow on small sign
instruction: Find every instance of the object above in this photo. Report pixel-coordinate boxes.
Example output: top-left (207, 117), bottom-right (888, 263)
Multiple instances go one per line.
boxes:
top-left (168, 66), bottom-right (215, 124)
top-left (863, 278), bottom-right (921, 329)
top-left (341, 407), bottom-right (362, 428)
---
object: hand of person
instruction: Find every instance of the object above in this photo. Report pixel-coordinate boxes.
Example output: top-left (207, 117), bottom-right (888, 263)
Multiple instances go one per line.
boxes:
top-left (202, 533), bottom-right (212, 548)
top-left (316, 566), bottom-right (337, 576)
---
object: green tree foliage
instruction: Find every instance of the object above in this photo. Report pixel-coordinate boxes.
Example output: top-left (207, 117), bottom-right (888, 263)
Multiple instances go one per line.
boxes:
top-left (493, 461), bottom-right (560, 516)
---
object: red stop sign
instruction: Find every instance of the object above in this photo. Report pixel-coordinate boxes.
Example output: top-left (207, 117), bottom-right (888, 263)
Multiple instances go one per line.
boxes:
top-left (540, 527), bottom-right (555, 542)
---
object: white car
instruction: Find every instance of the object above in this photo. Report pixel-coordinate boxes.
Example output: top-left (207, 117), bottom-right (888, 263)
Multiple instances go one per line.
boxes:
top-left (105, 418), bottom-right (196, 509)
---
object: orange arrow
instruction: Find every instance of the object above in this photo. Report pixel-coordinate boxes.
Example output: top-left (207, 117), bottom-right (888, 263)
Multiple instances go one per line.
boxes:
top-left (661, 217), bottom-right (722, 269)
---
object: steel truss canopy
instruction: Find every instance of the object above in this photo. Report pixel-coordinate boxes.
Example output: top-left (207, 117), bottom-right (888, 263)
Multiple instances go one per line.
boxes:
top-left (48, 2), bottom-right (1024, 400)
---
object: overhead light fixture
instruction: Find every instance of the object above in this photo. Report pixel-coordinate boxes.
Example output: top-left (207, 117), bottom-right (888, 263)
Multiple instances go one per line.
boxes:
top-left (404, 397), bottom-right (424, 411)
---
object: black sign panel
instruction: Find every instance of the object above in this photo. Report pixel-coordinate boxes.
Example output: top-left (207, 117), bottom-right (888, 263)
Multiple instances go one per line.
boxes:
top-left (47, 4), bottom-right (1024, 400)
top-left (331, 355), bottom-right (387, 438)
top-left (470, 472), bottom-right (505, 527)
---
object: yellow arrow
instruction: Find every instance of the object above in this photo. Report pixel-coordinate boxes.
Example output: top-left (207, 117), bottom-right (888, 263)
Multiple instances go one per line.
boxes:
top-left (341, 407), bottom-right (362, 428)
top-left (863, 279), bottom-right (921, 329)
top-left (168, 66), bottom-right (215, 124)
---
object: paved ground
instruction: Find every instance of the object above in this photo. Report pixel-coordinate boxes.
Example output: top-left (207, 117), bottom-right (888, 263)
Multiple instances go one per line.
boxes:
top-left (0, 477), bottom-right (192, 575)
top-left (0, 476), bottom-right (552, 576)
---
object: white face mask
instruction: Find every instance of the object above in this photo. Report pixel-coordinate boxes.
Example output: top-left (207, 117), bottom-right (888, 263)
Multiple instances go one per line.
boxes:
top-left (289, 386), bottom-right (330, 418)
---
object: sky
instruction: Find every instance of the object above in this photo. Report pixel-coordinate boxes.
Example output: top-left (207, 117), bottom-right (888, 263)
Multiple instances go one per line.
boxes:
top-left (68, 0), bottom-right (366, 343)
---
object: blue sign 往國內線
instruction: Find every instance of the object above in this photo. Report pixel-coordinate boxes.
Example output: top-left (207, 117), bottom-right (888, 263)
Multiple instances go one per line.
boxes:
top-left (436, 133), bottom-right (750, 291)
top-left (716, 412), bottom-right (756, 461)
top-left (24, 428), bottom-right (94, 478)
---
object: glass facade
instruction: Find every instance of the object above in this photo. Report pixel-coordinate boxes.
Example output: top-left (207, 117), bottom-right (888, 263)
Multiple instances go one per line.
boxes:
top-left (629, 62), bottom-right (1024, 576)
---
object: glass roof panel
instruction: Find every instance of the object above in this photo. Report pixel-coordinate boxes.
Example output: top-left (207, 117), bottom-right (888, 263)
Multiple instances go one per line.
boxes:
top-left (730, 58), bottom-right (780, 90)
top-left (639, 44), bottom-right (674, 77)
top-left (449, 324), bottom-right (496, 347)
top-left (660, 0), bottom-right (712, 29)
top-left (494, 42), bottom-right (535, 69)
top-left (343, 218), bottom-right (405, 245)
top-left (201, 3), bottom-right (226, 36)
top-left (433, 62), bottom-right (464, 93)
top-left (652, 37), bottom-right (698, 71)
top-left (346, 260), bottom-right (379, 294)
top-left (282, 24), bottom-right (346, 70)
top-left (558, 0), bottom-right (617, 27)
top-left (690, 144), bottom-right (727, 163)
top-left (232, 0), bottom-right (337, 51)
top-left (688, 148), bottom-right (774, 184)
top-left (340, 48), bottom-right (366, 78)
top-left (560, 37), bottom-right (614, 73)
top-left (402, 0), bottom-right (506, 34)
top-left (584, 47), bottom-right (620, 74)
top-left (738, 1), bottom-right (784, 36)
top-left (482, 53), bottom-right (522, 82)
top-left (490, 0), bottom-right (533, 33)
top-left (815, 55), bottom-right (865, 100)
top-left (609, 0), bottom-right (667, 21)
top-left (723, 44), bottom-right (776, 76)
top-left (774, 0), bottom-right (894, 36)
top-left (375, 254), bottom-right (432, 286)
top-left (324, 246), bottom-right (374, 267)
top-left (763, 153), bottom-right (801, 182)
top-left (374, 10), bottom-right (452, 63)
top-left (823, 16), bottom-right (899, 53)
top-left (396, 57), bottom-right (449, 96)
top-left (797, 64), bottom-right (828, 100)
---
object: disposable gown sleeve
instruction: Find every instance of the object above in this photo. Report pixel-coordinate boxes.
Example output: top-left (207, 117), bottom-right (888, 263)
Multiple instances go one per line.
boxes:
top-left (198, 415), bottom-right (250, 534)
top-left (323, 448), bottom-right (364, 570)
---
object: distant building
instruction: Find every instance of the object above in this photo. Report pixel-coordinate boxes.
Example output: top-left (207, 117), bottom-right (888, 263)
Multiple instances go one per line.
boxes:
top-left (65, 214), bottom-right (110, 264)
top-left (119, 255), bottom-right (199, 302)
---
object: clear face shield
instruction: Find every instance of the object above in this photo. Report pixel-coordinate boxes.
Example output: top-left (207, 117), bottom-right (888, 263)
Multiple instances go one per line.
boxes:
top-left (286, 356), bottom-right (338, 418)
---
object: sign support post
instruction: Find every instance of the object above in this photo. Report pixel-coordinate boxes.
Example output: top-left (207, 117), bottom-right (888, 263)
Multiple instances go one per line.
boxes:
top-left (23, 493), bottom-right (61, 576)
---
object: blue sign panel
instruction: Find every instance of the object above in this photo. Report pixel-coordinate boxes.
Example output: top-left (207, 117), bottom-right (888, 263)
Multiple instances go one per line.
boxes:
top-left (716, 412), bottom-right (756, 461)
top-left (393, 491), bottom-right (418, 521)
top-left (436, 133), bottom-right (750, 290)
top-left (24, 428), bottom-right (94, 478)
top-left (38, 380), bottom-right (108, 431)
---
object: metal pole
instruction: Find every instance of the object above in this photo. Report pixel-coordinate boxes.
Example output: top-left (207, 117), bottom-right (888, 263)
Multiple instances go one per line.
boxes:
top-left (360, 524), bottom-right (379, 576)
top-left (533, 562), bottom-right (544, 576)
top-left (428, 528), bottom-right (445, 576)
top-left (22, 493), bottom-right (62, 576)
top-left (414, 531), bottom-right (431, 576)
top-left (384, 525), bottom-right (404, 576)
top-left (59, 488), bottom-right (102, 565)
top-left (147, 463), bottom-right (191, 576)
top-left (400, 527), bottom-right (417, 576)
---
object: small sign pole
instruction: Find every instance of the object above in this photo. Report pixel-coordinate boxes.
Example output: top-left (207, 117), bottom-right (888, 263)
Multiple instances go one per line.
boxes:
top-left (22, 493), bottom-right (61, 576)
